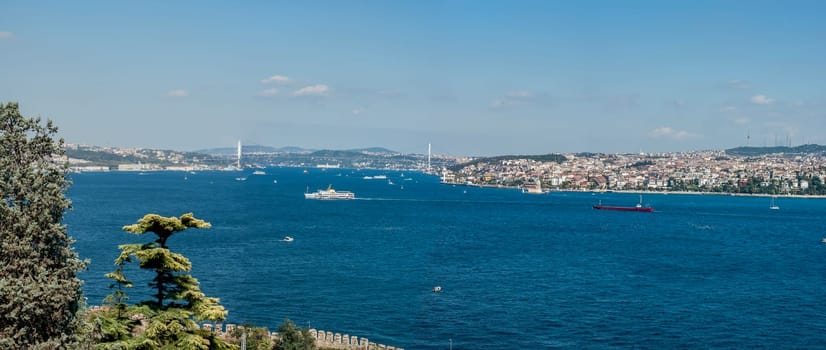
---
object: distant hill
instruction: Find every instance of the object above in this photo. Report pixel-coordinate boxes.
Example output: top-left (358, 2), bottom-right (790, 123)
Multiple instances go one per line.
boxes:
top-left (65, 145), bottom-right (214, 168)
top-left (63, 143), bottom-right (459, 170)
top-left (348, 147), bottom-right (397, 154)
top-left (195, 145), bottom-right (312, 155)
top-left (275, 146), bottom-right (312, 153)
top-left (194, 145), bottom-right (395, 155)
top-left (449, 153), bottom-right (567, 171)
top-left (309, 149), bottom-right (364, 158)
top-left (725, 144), bottom-right (826, 156)
top-left (66, 148), bottom-right (153, 166)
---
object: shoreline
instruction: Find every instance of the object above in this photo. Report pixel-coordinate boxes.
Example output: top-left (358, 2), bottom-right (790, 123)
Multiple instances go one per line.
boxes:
top-left (74, 168), bottom-right (826, 199)
top-left (441, 182), bottom-right (826, 199)
top-left (553, 189), bottom-right (826, 199)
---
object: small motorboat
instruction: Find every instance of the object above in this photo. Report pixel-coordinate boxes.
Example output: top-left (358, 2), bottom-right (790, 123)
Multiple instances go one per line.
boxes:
top-left (282, 236), bottom-right (294, 242)
top-left (821, 238), bottom-right (826, 243)
top-left (433, 286), bottom-right (442, 293)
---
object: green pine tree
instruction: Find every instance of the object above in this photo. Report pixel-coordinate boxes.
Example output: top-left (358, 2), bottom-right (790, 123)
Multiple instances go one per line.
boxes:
top-left (0, 102), bottom-right (87, 348)
top-left (97, 213), bottom-right (234, 349)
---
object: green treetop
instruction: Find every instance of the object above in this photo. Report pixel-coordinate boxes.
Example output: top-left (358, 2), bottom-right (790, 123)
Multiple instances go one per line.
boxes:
top-left (0, 102), bottom-right (86, 348)
top-left (119, 213), bottom-right (226, 320)
top-left (95, 213), bottom-right (233, 349)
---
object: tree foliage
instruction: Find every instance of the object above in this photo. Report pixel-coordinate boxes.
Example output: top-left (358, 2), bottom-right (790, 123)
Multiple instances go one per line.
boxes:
top-left (0, 102), bottom-right (87, 348)
top-left (120, 213), bottom-right (222, 317)
top-left (93, 213), bottom-right (233, 349)
top-left (228, 324), bottom-right (274, 350)
top-left (83, 304), bottom-right (235, 350)
top-left (275, 319), bottom-right (315, 350)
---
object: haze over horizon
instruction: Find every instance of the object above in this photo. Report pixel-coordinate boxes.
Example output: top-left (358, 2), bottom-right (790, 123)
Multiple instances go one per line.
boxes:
top-left (2, 1), bottom-right (824, 156)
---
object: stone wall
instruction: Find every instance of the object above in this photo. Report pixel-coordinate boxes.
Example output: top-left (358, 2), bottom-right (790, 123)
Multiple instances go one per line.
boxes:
top-left (201, 323), bottom-right (403, 350)
top-left (309, 328), bottom-right (402, 350)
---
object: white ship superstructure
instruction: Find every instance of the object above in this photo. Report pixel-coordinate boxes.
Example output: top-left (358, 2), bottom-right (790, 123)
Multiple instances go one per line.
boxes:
top-left (304, 185), bottom-right (355, 200)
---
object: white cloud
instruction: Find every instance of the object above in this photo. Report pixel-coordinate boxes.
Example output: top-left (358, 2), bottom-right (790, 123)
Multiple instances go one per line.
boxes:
top-left (750, 94), bottom-right (774, 105)
top-left (648, 126), bottom-right (701, 140)
top-left (719, 105), bottom-right (737, 112)
top-left (257, 88), bottom-right (279, 97)
top-left (166, 89), bottom-right (188, 97)
top-left (261, 75), bottom-right (290, 84)
top-left (352, 107), bottom-right (365, 115)
top-left (293, 84), bottom-right (329, 96)
top-left (0, 32), bottom-right (13, 40)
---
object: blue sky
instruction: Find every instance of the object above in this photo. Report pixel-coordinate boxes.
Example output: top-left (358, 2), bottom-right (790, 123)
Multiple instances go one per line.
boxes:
top-left (1, 1), bottom-right (824, 155)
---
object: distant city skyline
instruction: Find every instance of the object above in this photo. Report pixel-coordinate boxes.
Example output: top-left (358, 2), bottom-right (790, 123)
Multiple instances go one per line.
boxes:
top-left (2, 1), bottom-right (825, 156)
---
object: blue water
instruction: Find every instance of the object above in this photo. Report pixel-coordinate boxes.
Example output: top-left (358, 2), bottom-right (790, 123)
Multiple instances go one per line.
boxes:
top-left (67, 169), bottom-right (826, 349)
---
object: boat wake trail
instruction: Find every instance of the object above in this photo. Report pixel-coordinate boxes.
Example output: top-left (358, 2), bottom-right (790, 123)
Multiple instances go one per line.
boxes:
top-left (355, 197), bottom-right (424, 202)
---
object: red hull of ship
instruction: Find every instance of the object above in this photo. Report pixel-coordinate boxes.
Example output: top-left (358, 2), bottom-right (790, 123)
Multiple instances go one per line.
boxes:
top-left (593, 205), bottom-right (654, 212)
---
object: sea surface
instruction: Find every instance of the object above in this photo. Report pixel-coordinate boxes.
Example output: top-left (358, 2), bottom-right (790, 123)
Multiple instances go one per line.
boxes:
top-left (67, 168), bottom-right (826, 349)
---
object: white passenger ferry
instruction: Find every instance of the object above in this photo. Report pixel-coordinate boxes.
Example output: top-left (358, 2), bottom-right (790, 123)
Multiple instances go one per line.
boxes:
top-left (304, 185), bottom-right (355, 200)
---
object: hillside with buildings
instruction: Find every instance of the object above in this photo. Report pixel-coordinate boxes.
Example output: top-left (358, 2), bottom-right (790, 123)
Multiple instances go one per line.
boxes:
top-left (66, 143), bottom-right (826, 195)
top-left (65, 143), bottom-right (460, 172)
top-left (442, 147), bottom-right (826, 196)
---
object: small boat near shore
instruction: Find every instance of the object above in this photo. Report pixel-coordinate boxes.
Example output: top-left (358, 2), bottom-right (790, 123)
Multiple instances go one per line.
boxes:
top-left (281, 236), bottom-right (294, 242)
top-left (593, 195), bottom-right (653, 212)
